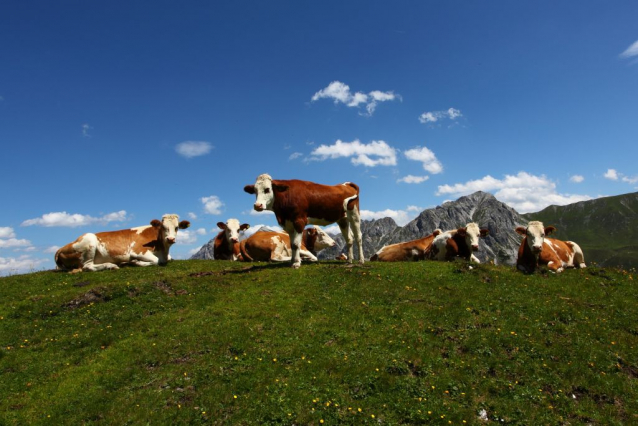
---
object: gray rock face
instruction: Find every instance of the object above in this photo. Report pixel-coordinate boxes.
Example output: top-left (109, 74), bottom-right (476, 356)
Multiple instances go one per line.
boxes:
top-left (319, 191), bottom-right (528, 265)
top-left (190, 239), bottom-right (216, 260)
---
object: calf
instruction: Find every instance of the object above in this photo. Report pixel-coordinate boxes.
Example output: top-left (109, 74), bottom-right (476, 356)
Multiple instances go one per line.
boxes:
top-left (244, 174), bottom-right (364, 268)
top-left (55, 214), bottom-right (190, 272)
top-left (239, 226), bottom-right (336, 262)
top-left (213, 219), bottom-right (250, 261)
top-left (515, 221), bottom-right (586, 273)
top-left (429, 223), bottom-right (489, 263)
top-left (370, 230), bottom-right (441, 261)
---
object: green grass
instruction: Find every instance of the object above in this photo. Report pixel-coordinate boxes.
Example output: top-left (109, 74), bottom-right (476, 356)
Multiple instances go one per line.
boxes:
top-left (1, 260), bottom-right (637, 425)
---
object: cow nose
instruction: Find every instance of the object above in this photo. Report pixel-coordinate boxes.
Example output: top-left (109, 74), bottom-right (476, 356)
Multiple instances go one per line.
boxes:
top-left (254, 203), bottom-right (263, 212)
top-left (166, 237), bottom-right (176, 244)
top-left (231, 237), bottom-right (239, 243)
top-left (533, 245), bottom-right (542, 253)
top-left (472, 245), bottom-right (479, 251)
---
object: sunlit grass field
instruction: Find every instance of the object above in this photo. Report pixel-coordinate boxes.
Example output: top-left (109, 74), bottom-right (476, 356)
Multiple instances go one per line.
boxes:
top-left (1, 260), bottom-right (637, 425)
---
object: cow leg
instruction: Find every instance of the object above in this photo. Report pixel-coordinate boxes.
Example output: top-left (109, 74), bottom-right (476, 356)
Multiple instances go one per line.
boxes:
top-left (299, 249), bottom-right (318, 262)
top-left (347, 207), bottom-right (364, 264)
top-left (130, 252), bottom-right (160, 267)
top-left (337, 218), bottom-right (354, 263)
top-left (470, 253), bottom-right (480, 263)
top-left (285, 222), bottom-right (304, 269)
top-left (83, 261), bottom-right (119, 271)
top-left (568, 241), bottom-right (587, 268)
top-left (75, 234), bottom-right (119, 272)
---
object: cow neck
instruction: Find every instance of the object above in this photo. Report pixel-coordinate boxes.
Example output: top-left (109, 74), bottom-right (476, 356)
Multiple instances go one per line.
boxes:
top-left (304, 232), bottom-right (316, 255)
top-left (452, 233), bottom-right (472, 259)
top-left (143, 227), bottom-right (169, 259)
top-left (520, 237), bottom-right (539, 271)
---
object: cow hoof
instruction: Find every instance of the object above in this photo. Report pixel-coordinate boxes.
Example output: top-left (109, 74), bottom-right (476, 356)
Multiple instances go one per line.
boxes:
top-left (579, 263), bottom-right (587, 268)
top-left (291, 262), bottom-right (301, 269)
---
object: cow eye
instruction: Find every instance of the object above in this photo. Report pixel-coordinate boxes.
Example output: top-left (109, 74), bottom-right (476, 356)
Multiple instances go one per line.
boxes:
top-left (264, 188), bottom-right (271, 194)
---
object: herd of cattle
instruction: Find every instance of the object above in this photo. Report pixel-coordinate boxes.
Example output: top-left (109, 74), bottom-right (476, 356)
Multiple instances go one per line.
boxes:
top-left (54, 174), bottom-right (587, 274)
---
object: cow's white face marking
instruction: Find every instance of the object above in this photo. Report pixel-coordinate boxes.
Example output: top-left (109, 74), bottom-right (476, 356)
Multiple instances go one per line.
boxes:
top-left (524, 221), bottom-right (546, 254)
top-left (464, 223), bottom-right (482, 252)
top-left (161, 214), bottom-right (181, 245)
top-left (313, 227), bottom-right (337, 251)
top-left (221, 218), bottom-right (243, 244)
top-left (251, 174), bottom-right (276, 212)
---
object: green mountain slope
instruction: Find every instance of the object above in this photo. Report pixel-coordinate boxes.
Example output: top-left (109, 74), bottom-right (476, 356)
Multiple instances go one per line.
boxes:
top-left (2, 260), bottom-right (637, 424)
top-left (523, 192), bottom-right (638, 268)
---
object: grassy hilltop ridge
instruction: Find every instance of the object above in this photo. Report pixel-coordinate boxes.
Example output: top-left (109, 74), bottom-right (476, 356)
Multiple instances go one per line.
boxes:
top-left (1, 260), bottom-right (637, 425)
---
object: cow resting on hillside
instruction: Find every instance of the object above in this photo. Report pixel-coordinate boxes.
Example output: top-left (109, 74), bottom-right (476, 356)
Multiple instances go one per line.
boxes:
top-left (515, 221), bottom-right (586, 273)
top-left (429, 222), bottom-right (489, 263)
top-left (244, 174), bottom-right (364, 268)
top-left (55, 214), bottom-right (190, 272)
top-left (370, 230), bottom-right (442, 261)
top-left (239, 226), bottom-right (336, 262)
top-left (213, 219), bottom-right (250, 261)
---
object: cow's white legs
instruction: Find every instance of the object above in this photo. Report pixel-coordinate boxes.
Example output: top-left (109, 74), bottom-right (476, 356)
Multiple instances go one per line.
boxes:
top-left (347, 207), bottom-right (364, 264)
top-left (130, 252), bottom-right (162, 266)
top-left (470, 253), bottom-right (480, 263)
top-left (337, 218), bottom-right (354, 263)
top-left (73, 233), bottom-right (119, 271)
top-left (286, 225), bottom-right (304, 269)
top-left (569, 241), bottom-right (587, 268)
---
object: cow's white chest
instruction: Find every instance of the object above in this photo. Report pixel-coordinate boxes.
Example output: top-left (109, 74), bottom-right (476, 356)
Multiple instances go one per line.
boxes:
top-left (432, 234), bottom-right (452, 260)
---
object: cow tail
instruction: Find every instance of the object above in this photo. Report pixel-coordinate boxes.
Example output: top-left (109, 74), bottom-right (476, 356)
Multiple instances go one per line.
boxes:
top-left (342, 182), bottom-right (360, 212)
top-left (238, 241), bottom-right (253, 262)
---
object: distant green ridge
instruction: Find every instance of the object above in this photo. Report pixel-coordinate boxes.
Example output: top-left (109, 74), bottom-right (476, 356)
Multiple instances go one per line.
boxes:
top-left (523, 192), bottom-right (638, 269)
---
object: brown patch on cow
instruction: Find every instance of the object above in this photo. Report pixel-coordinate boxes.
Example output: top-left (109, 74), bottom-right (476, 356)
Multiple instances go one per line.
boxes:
top-left (371, 231), bottom-right (440, 262)
top-left (64, 287), bottom-right (109, 309)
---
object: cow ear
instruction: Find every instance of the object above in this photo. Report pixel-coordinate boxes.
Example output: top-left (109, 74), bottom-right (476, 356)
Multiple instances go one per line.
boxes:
top-left (432, 229), bottom-right (441, 237)
top-left (244, 185), bottom-right (255, 194)
top-left (240, 223), bottom-right (250, 231)
top-left (217, 222), bottom-right (227, 230)
top-left (480, 228), bottom-right (490, 237)
top-left (515, 226), bottom-right (526, 235)
top-left (179, 221), bottom-right (190, 229)
top-left (545, 226), bottom-right (557, 235)
top-left (308, 227), bottom-right (317, 235)
top-left (272, 182), bottom-right (289, 193)
top-left (150, 219), bottom-right (162, 228)
top-left (457, 227), bottom-right (467, 237)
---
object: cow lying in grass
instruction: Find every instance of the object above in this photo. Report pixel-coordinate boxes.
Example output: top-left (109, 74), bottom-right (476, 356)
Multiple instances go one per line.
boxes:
top-left (429, 223), bottom-right (490, 263)
top-left (515, 221), bottom-right (586, 273)
top-left (370, 230), bottom-right (441, 261)
top-left (213, 219), bottom-right (250, 261)
top-left (239, 226), bottom-right (335, 262)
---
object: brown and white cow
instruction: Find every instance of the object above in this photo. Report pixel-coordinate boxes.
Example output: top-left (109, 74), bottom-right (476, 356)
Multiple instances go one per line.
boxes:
top-left (370, 230), bottom-right (442, 261)
top-left (515, 221), bottom-right (586, 273)
top-left (213, 219), bottom-right (250, 261)
top-left (54, 214), bottom-right (190, 272)
top-left (244, 174), bottom-right (364, 268)
top-left (429, 223), bottom-right (489, 263)
top-left (239, 226), bottom-right (336, 262)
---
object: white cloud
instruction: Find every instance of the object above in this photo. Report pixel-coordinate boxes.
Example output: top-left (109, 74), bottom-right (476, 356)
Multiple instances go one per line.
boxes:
top-left (187, 247), bottom-right (201, 257)
top-left (195, 228), bottom-right (207, 236)
top-left (360, 207), bottom-right (421, 226)
top-left (620, 40), bottom-right (638, 59)
top-left (22, 210), bottom-right (129, 228)
top-left (289, 152), bottom-right (303, 161)
top-left (82, 123), bottom-right (92, 138)
top-left (188, 212), bottom-right (198, 220)
top-left (570, 175), bottom-right (585, 183)
top-left (0, 255), bottom-right (48, 275)
top-left (176, 229), bottom-right (198, 245)
top-left (0, 238), bottom-right (32, 249)
top-left (404, 146), bottom-right (443, 174)
top-left (201, 195), bottom-right (224, 215)
top-left (311, 81), bottom-right (400, 116)
top-left (44, 246), bottom-right (60, 253)
top-left (309, 139), bottom-right (397, 167)
top-left (604, 168), bottom-right (637, 184)
top-left (0, 227), bottom-right (16, 239)
top-left (322, 224), bottom-right (342, 235)
top-left (604, 169), bottom-right (619, 180)
top-left (397, 175), bottom-right (430, 184)
top-left (418, 108), bottom-right (463, 124)
top-left (406, 205), bottom-right (423, 212)
top-left (175, 141), bottom-right (213, 158)
top-left (247, 209), bottom-right (275, 217)
top-left (436, 171), bottom-right (592, 213)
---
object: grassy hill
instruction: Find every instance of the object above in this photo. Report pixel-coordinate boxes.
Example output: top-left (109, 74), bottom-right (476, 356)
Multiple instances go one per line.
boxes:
top-left (524, 192), bottom-right (638, 269)
top-left (2, 260), bottom-right (637, 425)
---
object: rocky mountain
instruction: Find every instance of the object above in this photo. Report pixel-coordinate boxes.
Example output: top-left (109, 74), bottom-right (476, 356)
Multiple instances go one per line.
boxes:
top-left (319, 191), bottom-right (527, 265)
top-left (523, 192), bottom-right (638, 268)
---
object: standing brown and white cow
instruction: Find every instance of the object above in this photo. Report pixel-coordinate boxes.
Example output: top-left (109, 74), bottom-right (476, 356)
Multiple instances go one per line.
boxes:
top-left (370, 230), bottom-right (441, 261)
top-left (244, 174), bottom-right (364, 268)
top-left (515, 221), bottom-right (586, 273)
top-left (54, 214), bottom-right (190, 272)
top-left (239, 226), bottom-right (336, 262)
top-left (429, 223), bottom-right (489, 263)
top-left (213, 219), bottom-right (250, 261)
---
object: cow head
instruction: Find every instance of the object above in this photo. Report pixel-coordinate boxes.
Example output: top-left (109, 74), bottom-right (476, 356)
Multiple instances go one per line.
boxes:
top-left (456, 222), bottom-right (489, 252)
top-left (217, 218), bottom-right (250, 245)
top-left (304, 226), bottom-right (337, 252)
top-left (244, 174), bottom-right (288, 212)
top-left (151, 214), bottom-right (190, 247)
top-left (516, 221), bottom-right (556, 255)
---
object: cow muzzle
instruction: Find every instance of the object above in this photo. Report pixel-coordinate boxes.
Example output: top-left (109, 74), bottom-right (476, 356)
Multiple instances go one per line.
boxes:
top-left (472, 245), bottom-right (479, 251)
top-left (532, 245), bottom-right (542, 253)
top-left (166, 237), bottom-right (176, 245)
top-left (254, 203), bottom-right (264, 212)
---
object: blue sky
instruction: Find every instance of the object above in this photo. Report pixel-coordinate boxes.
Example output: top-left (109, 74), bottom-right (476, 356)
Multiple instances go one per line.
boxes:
top-left (1, 1), bottom-right (637, 274)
